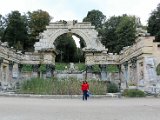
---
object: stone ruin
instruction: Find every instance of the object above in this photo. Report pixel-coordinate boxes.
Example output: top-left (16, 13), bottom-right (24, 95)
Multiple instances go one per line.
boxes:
top-left (0, 20), bottom-right (160, 94)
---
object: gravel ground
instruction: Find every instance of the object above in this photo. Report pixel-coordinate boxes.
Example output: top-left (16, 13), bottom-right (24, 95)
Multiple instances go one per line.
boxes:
top-left (0, 97), bottom-right (160, 120)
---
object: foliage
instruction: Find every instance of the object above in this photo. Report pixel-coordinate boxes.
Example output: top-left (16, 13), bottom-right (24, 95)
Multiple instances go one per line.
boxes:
top-left (75, 63), bottom-right (85, 71)
top-left (26, 9), bottom-right (51, 51)
top-left (93, 64), bottom-right (101, 72)
top-left (55, 63), bottom-right (68, 71)
top-left (18, 78), bottom-right (107, 95)
top-left (55, 63), bottom-right (85, 71)
top-left (122, 89), bottom-right (146, 97)
top-left (147, 3), bottom-right (160, 42)
top-left (156, 63), bottom-right (160, 75)
top-left (100, 16), bottom-right (121, 53)
top-left (83, 9), bottom-right (106, 30)
top-left (21, 63), bottom-right (76, 72)
top-left (155, 31), bottom-right (160, 42)
top-left (115, 15), bottom-right (136, 51)
top-left (54, 33), bottom-right (78, 62)
top-left (0, 10), bottom-right (51, 51)
top-left (88, 80), bottom-right (107, 95)
top-left (0, 14), bottom-right (5, 38)
top-left (2, 11), bottom-right (28, 50)
top-left (22, 64), bottom-right (46, 72)
top-left (107, 82), bottom-right (119, 93)
top-left (22, 64), bottom-right (32, 72)
top-left (22, 63), bottom-right (119, 73)
top-left (76, 48), bottom-right (85, 63)
top-left (39, 64), bottom-right (46, 72)
top-left (101, 15), bottom-right (137, 53)
top-left (92, 65), bottom-right (118, 73)
top-left (107, 65), bottom-right (119, 72)
top-left (79, 37), bottom-right (86, 48)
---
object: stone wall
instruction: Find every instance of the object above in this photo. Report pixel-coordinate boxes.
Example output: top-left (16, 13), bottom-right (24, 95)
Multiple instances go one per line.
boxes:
top-left (0, 21), bottom-right (160, 92)
top-left (0, 41), bottom-right (56, 89)
top-left (119, 36), bottom-right (160, 92)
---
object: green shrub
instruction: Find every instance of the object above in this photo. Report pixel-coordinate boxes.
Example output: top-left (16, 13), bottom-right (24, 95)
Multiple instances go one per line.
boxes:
top-left (22, 64), bottom-right (32, 72)
top-left (55, 63), bottom-right (68, 71)
top-left (55, 63), bottom-right (86, 71)
top-left (75, 63), bottom-right (85, 71)
top-left (122, 89), bottom-right (146, 97)
top-left (156, 63), bottom-right (160, 75)
top-left (107, 65), bottom-right (119, 72)
top-left (93, 65), bottom-right (101, 72)
top-left (39, 64), bottom-right (46, 72)
top-left (88, 80), bottom-right (107, 95)
top-left (18, 78), bottom-right (107, 95)
top-left (92, 64), bottom-right (119, 73)
top-left (107, 82), bottom-right (119, 93)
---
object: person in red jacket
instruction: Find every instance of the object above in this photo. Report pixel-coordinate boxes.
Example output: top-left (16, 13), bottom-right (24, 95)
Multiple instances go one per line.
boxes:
top-left (81, 81), bottom-right (89, 100)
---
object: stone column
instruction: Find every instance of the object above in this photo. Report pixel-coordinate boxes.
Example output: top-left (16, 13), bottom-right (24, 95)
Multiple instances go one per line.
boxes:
top-left (123, 61), bottom-right (128, 88)
top-left (136, 61), bottom-right (140, 88)
top-left (131, 57), bottom-right (137, 85)
top-left (143, 57), bottom-right (157, 86)
top-left (0, 57), bottom-right (3, 82)
top-left (128, 63), bottom-right (130, 83)
top-left (32, 64), bottom-right (40, 78)
top-left (99, 64), bottom-right (107, 81)
top-left (18, 64), bottom-right (23, 80)
top-left (8, 61), bottom-right (14, 83)
top-left (117, 64), bottom-right (121, 90)
top-left (86, 65), bottom-right (93, 80)
top-left (143, 57), bottom-right (148, 85)
top-left (46, 64), bottom-right (55, 78)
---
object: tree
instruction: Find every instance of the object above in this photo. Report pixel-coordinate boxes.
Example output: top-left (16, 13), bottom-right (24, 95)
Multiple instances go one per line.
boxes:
top-left (101, 15), bottom-right (137, 53)
top-left (83, 10), bottom-right (106, 30)
top-left (54, 33), bottom-right (78, 62)
top-left (0, 14), bottom-right (5, 39)
top-left (115, 15), bottom-right (136, 52)
top-left (27, 9), bottom-right (51, 51)
top-left (2, 11), bottom-right (28, 50)
top-left (147, 3), bottom-right (160, 41)
top-left (100, 16), bottom-right (121, 53)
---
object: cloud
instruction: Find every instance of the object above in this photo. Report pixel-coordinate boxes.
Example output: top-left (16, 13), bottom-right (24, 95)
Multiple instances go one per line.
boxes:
top-left (87, 0), bottom-right (160, 25)
top-left (48, 1), bottom-right (79, 21)
top-left (0, 0), bottom-right (159, 25)
top-left (72, 35), bottom-right (80, 48)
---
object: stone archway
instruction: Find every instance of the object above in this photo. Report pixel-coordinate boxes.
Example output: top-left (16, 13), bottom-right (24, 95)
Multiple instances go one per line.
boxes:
top-left (34, 20), bottom-right (106, 52)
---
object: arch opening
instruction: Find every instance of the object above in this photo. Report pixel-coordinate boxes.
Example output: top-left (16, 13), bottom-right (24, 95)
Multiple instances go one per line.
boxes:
top-left (54, 33), bottom-right (85, 63)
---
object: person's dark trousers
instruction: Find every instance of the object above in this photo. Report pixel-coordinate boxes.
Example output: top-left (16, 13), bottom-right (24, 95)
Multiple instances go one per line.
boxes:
top-left (83, 90), bottom-right (88, 100)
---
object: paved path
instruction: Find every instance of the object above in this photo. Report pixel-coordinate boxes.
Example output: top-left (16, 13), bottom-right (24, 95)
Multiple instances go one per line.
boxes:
top-left (0, 97), bottom-right (160, 120)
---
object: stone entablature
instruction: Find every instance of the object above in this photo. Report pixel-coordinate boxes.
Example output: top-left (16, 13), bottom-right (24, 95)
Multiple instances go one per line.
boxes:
top-left (47, 21), bottom-right (95, 29)
top-left (85, 52), bottom-right (120, 65)
top-left (0, 45), bottom-right (21, 63)
top-left (20, 52), bottom-right (41, 65)
top-left (119, 36), bottom-right (155, 64)
top-left (0, 45), bottom-right (56, 66)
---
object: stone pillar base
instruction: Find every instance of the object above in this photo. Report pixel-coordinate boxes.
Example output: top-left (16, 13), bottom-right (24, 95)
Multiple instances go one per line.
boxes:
top-left (46, 64), bottom-right (55, 78)
top-left (100, 65), bottom-right (107, 81)
top-left (32, 72), bottom-right (39, 78)
top-left (86, 65), bottom-right (93, 80)
top-left (32, 64), bottom-right (40, 78)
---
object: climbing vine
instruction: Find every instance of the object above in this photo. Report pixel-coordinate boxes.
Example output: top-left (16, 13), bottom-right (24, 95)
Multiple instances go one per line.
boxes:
top-left (156, 63), bottom-right (160, 75)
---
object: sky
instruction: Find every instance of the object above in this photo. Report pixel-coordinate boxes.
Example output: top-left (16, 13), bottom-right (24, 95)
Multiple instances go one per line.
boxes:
top-left (0, 0), bottom-right (159, 47)
top-left (0, 0), bottom-right (159, 25)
